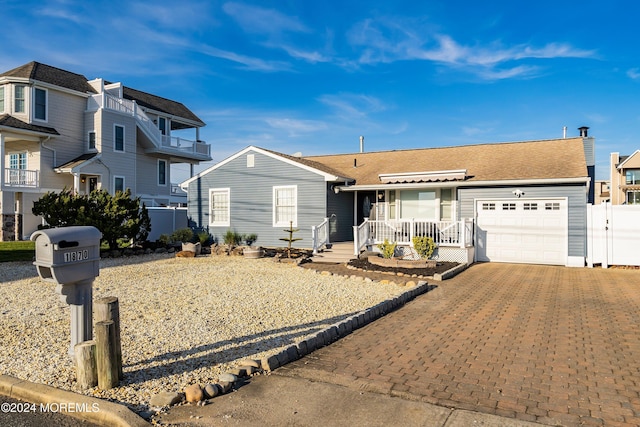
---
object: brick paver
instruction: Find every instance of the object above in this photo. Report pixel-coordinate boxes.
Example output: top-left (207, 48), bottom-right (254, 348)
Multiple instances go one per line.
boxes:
top-left (282, 263), bottom-right (640, 426)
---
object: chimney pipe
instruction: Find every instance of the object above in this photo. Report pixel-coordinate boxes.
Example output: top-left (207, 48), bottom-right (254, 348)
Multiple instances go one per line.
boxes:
top-left (578, 126), bottom-right (589, 137)
top-left (359, 135), bottom-right (364, 153)
top-left (562, 126), bottom-right (567, 139)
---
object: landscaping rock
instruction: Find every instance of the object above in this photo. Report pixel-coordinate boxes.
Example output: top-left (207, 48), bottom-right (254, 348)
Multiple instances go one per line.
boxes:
top-left (238, 359), bottom-right (261, 369)
top-left (219, 381), bottom-right (232, 393)
top-left (176, 250), bottom-right (196, 258)
top-left (203, 383), bottom-right (220, 399)
top-left (219, 373), bottom-right (237, 383)
top-left (184, 384), bottom-right (203, 402)
top-left (149, 391), bottom-right (182, 407)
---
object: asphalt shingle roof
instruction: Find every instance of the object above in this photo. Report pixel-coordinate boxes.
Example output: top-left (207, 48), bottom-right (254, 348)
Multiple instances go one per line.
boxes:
top-left (301, 137), bottom-right (588, 185)
top-left (0, 114), bottom-right (59, 135)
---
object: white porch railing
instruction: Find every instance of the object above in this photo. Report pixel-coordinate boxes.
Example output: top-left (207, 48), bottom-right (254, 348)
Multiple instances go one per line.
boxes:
top-left (311, 217), bottom-right (331, 254)
top-left (354, 218), bottom-right (474, 255)
top-left (88, 93), bottom-right (210, 158)
top-left (4, 169), bottom-right (38, 188)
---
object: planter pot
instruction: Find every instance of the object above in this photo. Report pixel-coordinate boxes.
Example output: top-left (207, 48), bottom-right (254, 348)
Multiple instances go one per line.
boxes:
top-left (243, 247), bottom-right (264, 259)
top-left (368, 255), bottom-right (436, 269)
top-left (182, 242), bottom-right (202, 256)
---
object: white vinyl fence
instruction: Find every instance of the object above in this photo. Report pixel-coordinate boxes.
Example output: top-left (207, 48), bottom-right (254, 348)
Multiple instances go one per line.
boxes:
top-left (147, 207), bottom-right (188, 242)
top-left (587, 202), bottom-right (640, 268)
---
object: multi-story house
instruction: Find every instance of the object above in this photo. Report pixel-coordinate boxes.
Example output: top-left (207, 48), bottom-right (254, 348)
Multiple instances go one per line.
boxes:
top-left (0, 61), bottom-right (210, 241)
top-left (610, 151), bottom-right (640, 204)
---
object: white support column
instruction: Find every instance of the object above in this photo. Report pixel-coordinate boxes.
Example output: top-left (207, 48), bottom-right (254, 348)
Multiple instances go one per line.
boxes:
top-left (0, 133), bottom-right (4, 188)
top-left (73, 173), bottom-right (81, 194)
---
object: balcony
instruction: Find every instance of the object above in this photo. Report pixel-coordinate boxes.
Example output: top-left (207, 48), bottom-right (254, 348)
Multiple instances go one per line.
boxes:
top-left (87, 93), bottom-right (211, 161)
top-left (4, 168), bottom-right (39, 188)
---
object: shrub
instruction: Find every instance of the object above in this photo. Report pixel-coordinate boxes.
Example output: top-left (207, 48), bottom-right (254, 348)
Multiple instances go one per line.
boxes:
top-left (412, 236), bottom-right (436, 259)
top-left (243, 233), bottom-right (258, 246)
top-left (223, 229), bottom-right (242, 246)
top-left (170, 228), bottom-right (193, 243)
top-left (377, 239), bottom-right (397, 259)
top-left (158, 234), bottom-right (170, 246)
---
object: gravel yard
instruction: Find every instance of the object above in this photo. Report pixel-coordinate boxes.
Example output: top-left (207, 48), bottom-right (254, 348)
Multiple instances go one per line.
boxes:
top-left (0, 254), bottom-right (408, 413)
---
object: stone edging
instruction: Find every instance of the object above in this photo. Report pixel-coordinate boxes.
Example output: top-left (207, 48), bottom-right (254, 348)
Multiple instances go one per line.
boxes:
top-left (259, 280), bottom-right (431, 371)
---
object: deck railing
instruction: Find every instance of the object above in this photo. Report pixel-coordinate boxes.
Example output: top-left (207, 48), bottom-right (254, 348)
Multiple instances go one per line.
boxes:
top-left (4, 169), bottom-right (38, 188)
top-left (354, 218), bottom-right (473, 255)
top-left (88, 93), bottom-right (210, 158)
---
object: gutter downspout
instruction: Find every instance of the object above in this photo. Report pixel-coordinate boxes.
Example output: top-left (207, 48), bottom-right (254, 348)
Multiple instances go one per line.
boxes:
top-left (41, 136), bottom-right (56, 168)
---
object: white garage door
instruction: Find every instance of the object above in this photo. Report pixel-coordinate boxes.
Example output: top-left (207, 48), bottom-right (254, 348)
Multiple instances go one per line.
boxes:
top-left (475, 199), bottom-right (567, 265)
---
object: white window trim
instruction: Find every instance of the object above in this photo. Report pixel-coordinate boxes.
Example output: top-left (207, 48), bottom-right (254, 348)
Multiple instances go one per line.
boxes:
top-left (273, 185), bottom-right (297, 227)
top-left (114, 124), bottom-right (125, 152)
top-left (209, 188), bottom-right (231, 227)
top-left (157, 159), bottom-right (167, 186)
top-left (0, 86), bottom-right (5, 114)
top-left (113, 175), bottom-right (125, 194)
top-left (14, 84), bottom-right (26, 114)
top-left (33, 87), bottom-right (48, 122)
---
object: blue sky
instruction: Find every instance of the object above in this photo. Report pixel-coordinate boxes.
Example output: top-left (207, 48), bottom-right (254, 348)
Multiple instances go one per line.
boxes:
top-left (1, 0), bottom-right (638, 182)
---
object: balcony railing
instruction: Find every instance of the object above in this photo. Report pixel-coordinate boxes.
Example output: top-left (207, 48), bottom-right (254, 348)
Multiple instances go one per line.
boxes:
top-left (4, 169), bottom-right (38, 188)
top-left (354, 218), bottom-right (474, 255)
top-left (88, 93), bottom-right (210, 158)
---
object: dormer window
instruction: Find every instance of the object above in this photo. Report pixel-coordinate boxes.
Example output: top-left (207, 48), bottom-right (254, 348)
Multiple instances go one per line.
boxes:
top-left (34, 88), bottom-right (47, 121)
top-left (14, 85), bottom-right (25, 113)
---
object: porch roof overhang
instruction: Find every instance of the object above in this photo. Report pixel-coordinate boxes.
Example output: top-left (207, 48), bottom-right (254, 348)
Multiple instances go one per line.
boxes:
top-left (55, 153), bottom-right (99, 174)
top-left (335, 176), bottom-right (591, 192)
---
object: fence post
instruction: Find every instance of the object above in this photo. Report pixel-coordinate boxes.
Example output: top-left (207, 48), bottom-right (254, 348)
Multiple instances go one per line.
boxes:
top-left (95, 297), bottom-right (122, 381)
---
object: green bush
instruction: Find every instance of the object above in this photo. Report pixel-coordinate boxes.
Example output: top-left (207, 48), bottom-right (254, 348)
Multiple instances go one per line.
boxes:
top-left (223, 229), bottom-right (243, 246)
top-left (412, 236), bottom-right (436, 259)
top-left (243, 233), bottom-right (258, 246)
top-left (377, 239), bottom-right (397, 259)
top-left (170, 228), bottom-right (193, 243)
top-left (158, 234), bottom-right (170, 246)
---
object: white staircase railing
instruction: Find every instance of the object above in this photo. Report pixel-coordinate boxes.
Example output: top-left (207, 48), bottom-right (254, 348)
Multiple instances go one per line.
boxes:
top-left (88, 93), bottom-right (210, 158)
top-left (311, 217), bottom-right (330, 254)
top-left (355, 219), bottom-right (474, 250)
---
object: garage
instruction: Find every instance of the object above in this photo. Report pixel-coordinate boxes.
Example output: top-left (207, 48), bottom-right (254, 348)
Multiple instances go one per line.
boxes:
top-left (475, 199), bottom-right (568, 265)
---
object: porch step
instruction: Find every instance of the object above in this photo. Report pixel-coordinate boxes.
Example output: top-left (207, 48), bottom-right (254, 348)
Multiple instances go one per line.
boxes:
top-left (312, 242), bottom-right (355, 264)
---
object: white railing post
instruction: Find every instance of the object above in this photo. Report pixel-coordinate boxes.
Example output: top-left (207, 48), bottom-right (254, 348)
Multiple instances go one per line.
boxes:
top-left (459, 219), bottom-right (465, 248)
top-left (410, 218), bottom-right (415, 245)
top-left (323, 217), bottom-right (330, 247)
top-left (353, 225), bottom-right (359, 256)
top-left (311, 225), bottom-right (318, 254)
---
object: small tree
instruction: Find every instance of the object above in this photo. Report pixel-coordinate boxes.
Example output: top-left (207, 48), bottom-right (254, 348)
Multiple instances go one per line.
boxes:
top-left (32, 188), bottom-right (151, 250)
top-left (279, 221), bottom-right (302, 258)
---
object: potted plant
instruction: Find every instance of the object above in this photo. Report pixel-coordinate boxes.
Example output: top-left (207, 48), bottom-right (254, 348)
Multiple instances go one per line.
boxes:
top-left (242, 233), bottom-right (263, 259)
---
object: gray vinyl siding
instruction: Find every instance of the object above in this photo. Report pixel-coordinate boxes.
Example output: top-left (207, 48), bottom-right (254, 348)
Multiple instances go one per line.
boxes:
top-left (326, 186), bottom-right (354, 242)
top-left (457, 184), bottom-right (588, 257)
top-left (98, 110), bottom-right (137, 194)
top-left (187, 150), bottom-right (327, 248)
top-left (136, 153), bottom-right (171, 200)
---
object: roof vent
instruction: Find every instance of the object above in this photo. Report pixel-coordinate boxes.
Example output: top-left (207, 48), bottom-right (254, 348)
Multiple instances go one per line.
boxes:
top-left (578, 126), bottom-right (589, 137)
top-left (359, 135), bottom-right (364, 153)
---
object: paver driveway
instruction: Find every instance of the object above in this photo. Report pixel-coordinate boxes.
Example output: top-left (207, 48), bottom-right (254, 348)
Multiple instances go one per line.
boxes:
top-left (280, 263), bottom-right (640, 426)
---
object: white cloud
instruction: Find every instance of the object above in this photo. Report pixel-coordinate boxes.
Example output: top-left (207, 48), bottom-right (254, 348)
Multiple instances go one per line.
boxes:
top-left (347, 17), bottom-right (596, 80)
top-left (628, 68), bottom-right (640, 80)
top-left (265, 118), bottom-right (328, 136)
top-left (318, 93), bottom-right (388, 119)
top-left (223, 2), bottom-right (308, 35)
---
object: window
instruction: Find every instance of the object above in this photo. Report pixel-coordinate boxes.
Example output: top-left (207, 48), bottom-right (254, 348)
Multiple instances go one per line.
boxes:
top-left (273, 185), bottom-right (297, 226)
top-left (158, 117), bottom-right (167, 135)
top-left (34, 88), bottom-right (47, 121)
top-left (88, 131), bottom-right (96, 150)
top-left (8, 153), bottom-right (27, 185)
top-left (626, 191), bottom-right (640, 205)
top-left (440, 188), bottom-right (452, 220)
top-left (158, 160), bottom-right (167, 186)
top-left (14, 85), bottom-right (25, 113)
top-left (400, 190), bottom-right (435, 218)
top-left (482, 203), bottom-right (496, 210)
top-left (247, 154), bottom-right (255, 168)
top-left (502, 203), bottom-right (516, 210)
top-left (0, 86), bottom-right (4, 112)
top-left (114, 176), bottom-right (125, 193)
top-left (545, 202), bottom-right (560, 211)
top-left (209, 188), bottom-right (230, 226)
top-left (114, 125), bottom-right (124, 152)
top-left (524, 203), bottom-right (538, 210)
top-left (625, 169), bottom-right (640, 185)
